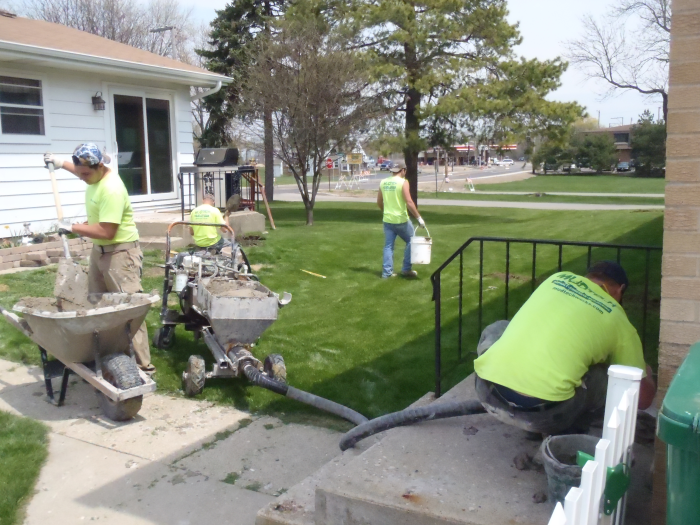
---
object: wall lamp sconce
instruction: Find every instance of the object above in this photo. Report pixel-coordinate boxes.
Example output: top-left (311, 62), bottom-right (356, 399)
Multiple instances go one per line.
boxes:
top-left (92, 92), bottom-right (106, 111)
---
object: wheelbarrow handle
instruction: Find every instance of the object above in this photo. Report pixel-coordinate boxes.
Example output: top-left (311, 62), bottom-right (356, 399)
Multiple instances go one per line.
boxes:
top-left (0, 304), bottom-right (33, 338)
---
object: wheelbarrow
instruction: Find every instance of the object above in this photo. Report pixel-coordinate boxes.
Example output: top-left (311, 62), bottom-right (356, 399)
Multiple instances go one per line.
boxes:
top-left (1, 292), bottom-right (160, 421)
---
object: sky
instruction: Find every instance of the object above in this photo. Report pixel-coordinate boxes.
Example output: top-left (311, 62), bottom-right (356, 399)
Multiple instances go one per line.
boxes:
top-left (186, 0), bottom-right (663, 127)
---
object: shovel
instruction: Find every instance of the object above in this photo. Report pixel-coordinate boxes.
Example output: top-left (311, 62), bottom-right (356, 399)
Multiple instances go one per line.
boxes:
top-left (47, 161), bottom-right (88, 304)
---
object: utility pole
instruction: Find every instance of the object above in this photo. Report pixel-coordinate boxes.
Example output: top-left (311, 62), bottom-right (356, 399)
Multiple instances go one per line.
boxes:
top-left (263, 0), bottom-right (275, 202)
top-left (149, 26), bottom-right (175, 58)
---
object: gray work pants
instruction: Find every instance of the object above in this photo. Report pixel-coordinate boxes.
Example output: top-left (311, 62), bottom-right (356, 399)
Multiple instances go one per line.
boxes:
top-left (475, 321), bottom-right (608, 435)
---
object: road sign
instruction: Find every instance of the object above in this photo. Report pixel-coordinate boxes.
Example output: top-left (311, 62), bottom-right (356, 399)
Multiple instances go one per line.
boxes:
top-left (326, 158), bottom-right (334, 169)
top-left (346, 153), bottom-right (363, 164)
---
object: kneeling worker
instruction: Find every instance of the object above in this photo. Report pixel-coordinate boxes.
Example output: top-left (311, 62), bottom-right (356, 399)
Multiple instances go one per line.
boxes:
top-left (189, 193), bottom-right (232, 253)
top-left (44, 145), bottom-right (154, 373)
top-left (473, 261), bottom-right (656, 435)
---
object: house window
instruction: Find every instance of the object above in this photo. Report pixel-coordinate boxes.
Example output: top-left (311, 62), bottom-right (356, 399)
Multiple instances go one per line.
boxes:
top-left (0, 76), bottom-right (45, 135)
top-left (613, 133), bottom-right (630, 144)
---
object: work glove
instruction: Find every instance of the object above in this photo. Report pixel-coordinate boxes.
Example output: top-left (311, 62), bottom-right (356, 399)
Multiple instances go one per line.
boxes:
top-left (417, 216), bottom-right (426, 229)
top-left (57, 220), bottom-right (72, 236)
top-left (44, 153), bottom-right (64, 169)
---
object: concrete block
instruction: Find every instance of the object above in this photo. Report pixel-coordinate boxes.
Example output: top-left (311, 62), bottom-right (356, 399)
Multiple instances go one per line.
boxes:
top-left (668, 86), bottom-right (700, 110)
top-left (23, 252), bottom-right (48, 261)
top-left (658, 342), bottom-right (692, 368)
top-left (20, 260), bottom-right (45, 267)
top-left (668, 110), bottom-right (700, 134)
top-left (660, 299), bottom-right (697, 322)
top-left (668, 136), bottom-right (700, 158)
top-left (13, 261), bottom-right (20, 268)
top-left (666, 160), bottom-right (700, 182)
top-left (0, 253), bottom-right (22, 263)
top-left (663, 231), bottom-right (700, 253)
top-left (660, 319), bottom-right (700, 345)
top-left (228, 210), bottom-right (266, 238)
top-left (46, 249), bottom-right (64, 258)
top-left (671, 38), bottom-right (700, 63)
top-left (662, 276), bottom-right (700, 299)
top-left (672, 12), bottom-right (700, 38)
top-left (669, 62), bottom-right (700, 85)
top-left (665, 184), bottom-right (700, 206)
top-left (664, 208), bottom-right (699, 231)
top-left (0, 262), bottom-right (13, 271)
top-left (662, 255), bottom-right (698, 277)
top-left (673, 0), bottom-right (700, 14)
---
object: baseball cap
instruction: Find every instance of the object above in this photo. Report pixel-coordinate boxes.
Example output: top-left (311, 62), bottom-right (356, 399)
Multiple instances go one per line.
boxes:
top-left (390, 162), bottom-right (406, 173)
top-left (72, 143), bottom-right (111, 167)
top-left (586, 261), bottom-right (629, 288)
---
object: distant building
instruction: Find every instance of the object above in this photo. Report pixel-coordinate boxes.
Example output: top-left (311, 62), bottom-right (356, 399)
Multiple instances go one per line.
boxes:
top-left (581, 125), bottom-right (634, 163)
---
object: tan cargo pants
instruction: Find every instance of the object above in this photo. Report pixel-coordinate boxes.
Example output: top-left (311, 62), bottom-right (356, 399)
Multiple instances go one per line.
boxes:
top-left (88, 244), bottom-right (152, 370)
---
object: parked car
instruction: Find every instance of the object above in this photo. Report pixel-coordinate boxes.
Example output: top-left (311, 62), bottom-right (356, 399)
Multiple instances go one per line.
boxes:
top-left (518, 157), bottom-right (525, 162)
top-left (501, 158), bottom-right (514, 166)
top-left (379, 161), bottom-right (394, 171)
top-left (562, 163), bottom-right (576, 173)
top-left (543, 161), bottom-right (560, 172)
top-left (616, 162), bottom-right (631, 172)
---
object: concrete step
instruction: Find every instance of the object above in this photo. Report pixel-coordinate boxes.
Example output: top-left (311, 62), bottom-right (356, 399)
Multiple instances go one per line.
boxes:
top-left (255, 392), bottom-right (436, 525)
top-left (139, 236), bottom-right (189, 252)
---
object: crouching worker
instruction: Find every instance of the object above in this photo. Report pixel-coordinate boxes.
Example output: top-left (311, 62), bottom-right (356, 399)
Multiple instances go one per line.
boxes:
top-left (44, 144), bottom-right (154, 374)
top-left (473, 261), bottom-right (656, 436)
top-left (189, 193), bottom-right (233, 253)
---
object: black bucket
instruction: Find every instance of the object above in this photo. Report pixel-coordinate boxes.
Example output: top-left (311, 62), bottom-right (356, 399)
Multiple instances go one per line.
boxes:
top-left (540, 434), bottom-right (600, 503)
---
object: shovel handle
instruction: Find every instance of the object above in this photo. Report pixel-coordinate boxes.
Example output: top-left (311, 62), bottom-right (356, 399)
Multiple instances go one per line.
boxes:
top-left (47, 161), bottom-right (64, 221)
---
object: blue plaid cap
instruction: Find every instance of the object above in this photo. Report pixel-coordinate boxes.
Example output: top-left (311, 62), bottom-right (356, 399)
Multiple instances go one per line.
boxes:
top-left (72, 143), bottom-right (103, 166)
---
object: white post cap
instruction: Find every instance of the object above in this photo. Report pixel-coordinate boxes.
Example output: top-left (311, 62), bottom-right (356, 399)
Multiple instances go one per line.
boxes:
top-left (608, 364), bottom-right (643, 381)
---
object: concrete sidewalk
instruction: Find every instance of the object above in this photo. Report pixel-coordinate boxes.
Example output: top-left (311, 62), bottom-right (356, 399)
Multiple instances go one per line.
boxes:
top-left (0, 358), bottom-right (346, 525)
top-left (275, 192), bottom-right (665, 211)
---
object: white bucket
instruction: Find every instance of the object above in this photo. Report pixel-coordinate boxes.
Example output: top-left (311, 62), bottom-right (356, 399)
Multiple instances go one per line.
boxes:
top-left (410, 226), bottom-right (432, 265)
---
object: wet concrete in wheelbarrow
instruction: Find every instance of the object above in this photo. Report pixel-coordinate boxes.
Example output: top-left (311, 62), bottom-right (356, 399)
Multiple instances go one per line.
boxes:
top-left (0, 358), bottom-right (345, 525)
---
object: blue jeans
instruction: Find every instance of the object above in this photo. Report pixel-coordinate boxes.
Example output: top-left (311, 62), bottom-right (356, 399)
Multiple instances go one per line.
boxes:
top-left (383, 221), bottom-right (413, 277)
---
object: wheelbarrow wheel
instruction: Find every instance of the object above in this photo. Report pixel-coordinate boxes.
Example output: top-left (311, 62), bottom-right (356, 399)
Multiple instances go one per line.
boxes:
top-left (153, 326), bottom-right (176, 349)
top-left (182, 355), bottom-right (206, 397)
top-left (97, 353), bottom-right (144, 422)
top-left (263, 354), bottom-right (287, 383)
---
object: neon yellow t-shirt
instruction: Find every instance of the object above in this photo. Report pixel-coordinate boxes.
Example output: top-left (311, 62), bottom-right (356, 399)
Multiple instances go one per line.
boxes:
top-left (473, 272), bottom-right (646, 402)
top-left (190, 204), bottom-right (225, 247)
top-left (85, 170), bottom-right (139, 246)
top-left (380, 176), bottom-right (409, 224)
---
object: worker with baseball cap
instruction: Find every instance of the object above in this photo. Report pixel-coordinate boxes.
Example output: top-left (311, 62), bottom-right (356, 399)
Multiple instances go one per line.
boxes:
top-left (473, 261), bottom-right (656, 435)
top-left (377, 162), bottom-right (426, 278)
top-left (44, 144), bottom-right (153, 373)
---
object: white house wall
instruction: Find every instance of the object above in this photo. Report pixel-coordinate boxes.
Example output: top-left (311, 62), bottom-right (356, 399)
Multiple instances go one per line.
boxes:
top-left (0, 64), bottom-right (195, 237)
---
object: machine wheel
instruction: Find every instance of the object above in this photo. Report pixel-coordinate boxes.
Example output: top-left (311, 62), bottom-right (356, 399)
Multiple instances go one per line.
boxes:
top-left (263, 354), bottom-right (287, 383)
top-left (182, 355), bottom-right (206, 397)
top-left (153, 326), bottom-right (176, 349)
top-left (97, 353), bottom-right (144, 421)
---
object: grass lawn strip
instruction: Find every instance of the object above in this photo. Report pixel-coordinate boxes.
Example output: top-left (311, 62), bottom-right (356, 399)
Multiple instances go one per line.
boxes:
top-left (471, 175), bottom-right (665, 194)
top-left (0, 411), bottom-right (48, 525)
top-left (417, 191), bottom-right (664, 206)
top-left (0, 201), bottom-right (663, 420)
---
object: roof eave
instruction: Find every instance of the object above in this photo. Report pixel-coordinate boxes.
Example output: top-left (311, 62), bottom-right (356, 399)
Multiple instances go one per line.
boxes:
top-left (0, 40), bottom-right (231, 86)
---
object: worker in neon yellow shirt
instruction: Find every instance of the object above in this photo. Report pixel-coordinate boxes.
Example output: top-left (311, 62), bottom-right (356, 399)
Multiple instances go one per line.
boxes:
top-left (44, 144), bottom-right (153, 373)
top-left (189, 194), bottom-right (232, 253)
top-left (377, 163), bottom-right (426, 278)
top-left (473, 261), bottom-right (656, 435)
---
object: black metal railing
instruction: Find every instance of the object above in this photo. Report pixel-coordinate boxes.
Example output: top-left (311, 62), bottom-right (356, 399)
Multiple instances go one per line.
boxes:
top-left (430, 237), bottom-right (662, 397)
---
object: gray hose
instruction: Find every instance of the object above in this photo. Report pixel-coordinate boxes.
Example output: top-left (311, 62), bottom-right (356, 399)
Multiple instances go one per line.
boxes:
top-left (286, 386), bottom-right (368, 426)
top-left (242, 365), bottom-right (368, 426)
top-left (339, 399), bottom-right (486, 451)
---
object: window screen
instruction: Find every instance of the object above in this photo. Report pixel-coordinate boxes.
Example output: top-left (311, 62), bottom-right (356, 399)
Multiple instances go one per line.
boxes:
top-left (0, 76), bottom-right (45, 135)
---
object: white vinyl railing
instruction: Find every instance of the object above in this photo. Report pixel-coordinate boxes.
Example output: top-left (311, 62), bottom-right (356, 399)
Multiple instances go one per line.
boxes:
top-left (548, 365), bottom-right (642, 525)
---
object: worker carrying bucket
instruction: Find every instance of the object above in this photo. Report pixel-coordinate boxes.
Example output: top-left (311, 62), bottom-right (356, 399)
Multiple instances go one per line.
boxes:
top-left (377, 162), bottom-right (427, 278)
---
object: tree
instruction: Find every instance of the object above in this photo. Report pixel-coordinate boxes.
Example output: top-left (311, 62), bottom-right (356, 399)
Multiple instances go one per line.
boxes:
top-left (197, 0), bottom-right (286, 201)
top-left (632, 109), bottom-right (666, 177)
top-left (577, 133), bottom-right (617, 173)
top-left (20, 0), bottom-right (195, 61)
top-left (246, 5), bottom-right (379, 225)
top-left (344, 0), bottom-right (580, 203)
top-left (566, 0), bottom-right (670, 121)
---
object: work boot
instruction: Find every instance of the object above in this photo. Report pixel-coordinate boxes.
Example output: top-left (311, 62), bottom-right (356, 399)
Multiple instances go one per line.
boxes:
top-left (401, 270), bottom-right (418, 278)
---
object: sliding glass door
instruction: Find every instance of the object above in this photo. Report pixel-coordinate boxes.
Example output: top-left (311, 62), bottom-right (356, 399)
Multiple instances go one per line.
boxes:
top-left (111, 91), bottom-right (174, 196)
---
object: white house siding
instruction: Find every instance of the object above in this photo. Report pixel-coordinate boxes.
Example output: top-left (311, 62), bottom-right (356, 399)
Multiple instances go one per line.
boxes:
top-left (0, 64), bottom-right (195, 237)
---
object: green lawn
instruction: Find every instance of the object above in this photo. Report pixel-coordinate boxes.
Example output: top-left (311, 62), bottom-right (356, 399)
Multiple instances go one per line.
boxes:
top-left (473, 175), bottom-right (666, 194)
top-left (0, 412), bottom-right (48, 525)
top-left (417, 191), bottom-right (664, 206)
top-left (0, 202), bottom-right (663, 423)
